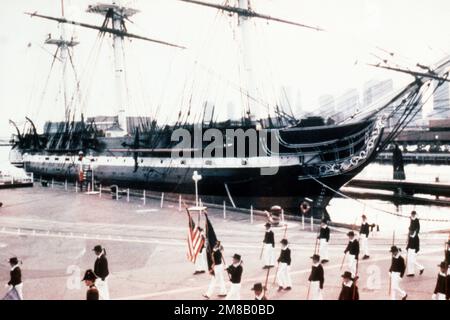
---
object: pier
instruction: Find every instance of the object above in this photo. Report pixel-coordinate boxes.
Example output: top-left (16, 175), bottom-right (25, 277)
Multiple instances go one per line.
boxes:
top-left (0, 185), bottom-right (448, 300)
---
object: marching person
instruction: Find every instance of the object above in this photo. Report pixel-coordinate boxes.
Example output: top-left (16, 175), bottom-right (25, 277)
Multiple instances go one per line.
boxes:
top-left (432, 262), bottom-right (449, 300)
top-left (318, 219), bottom-right (330, 263)
top-left (251, 282), bottom-right (267, 300)
top-left (93, 245), bottom-right (110, 300)
top-left (5, 257), bottom-right (23, 300)
top-left (344, 231), bottom-right (359, 278)
top-left (262, 223), bottom-right (275, 269)
top-left (225, 254), bottom-right (243, 300)
top-left (338, 271), bottom-right (359, 300)
top-left (308, 254), bottom-right (324, 300)
top-left (276, 239), bottom-right (292, 291)
top-left (359, 215), bottom-right (370, 260)
top-left (82, 269), bottom-right (99, 300)
top-left (194, 227), bottom-right (208, 275)
top-left (406, 228), bottom-right (424, 277)
top-left (389, 246), bottom-right (408, 300)
top-left (203, 241), bottom-right (227, 299)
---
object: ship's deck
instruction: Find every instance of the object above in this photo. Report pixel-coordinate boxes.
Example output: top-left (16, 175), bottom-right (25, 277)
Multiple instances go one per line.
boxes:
top-left (0, 185), bottom-right (448, 300)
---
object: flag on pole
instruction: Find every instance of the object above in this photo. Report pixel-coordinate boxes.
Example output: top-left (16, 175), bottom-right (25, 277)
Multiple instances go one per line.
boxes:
top-left (186, 208), bottom-right (204, 263)
top-left (205, 213), bottom-right (218, 269)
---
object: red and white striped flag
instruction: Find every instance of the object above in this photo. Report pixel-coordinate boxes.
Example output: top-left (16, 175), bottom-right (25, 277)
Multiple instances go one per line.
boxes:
top-left (186, 210), bottom-right (205, 263)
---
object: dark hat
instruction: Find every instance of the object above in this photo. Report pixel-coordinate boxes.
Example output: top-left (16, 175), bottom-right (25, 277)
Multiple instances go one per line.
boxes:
top-left (411, 210), bottom-right (417, 216)
top-left (9, 257), bottom-right (18, 265)
top-left (232, 253), bottom-right (241, 261)
top-left (310, 254), bottom-right (320, 261)
top-left (341, 271), bottom-right (352, 279)
top-left (361, 214), bottom-right (367, 219)
top-left (438, 261), bottom-right (448, 269)
top-left (390, 245), bottom-right (400, 253)
top-left (265, 222), bottom-right (271, 228)
top-left (280, 239), bottom-right (288, 245)
top-left (251, 282), bottom-right (263, 291)
top-left (347, 231), bottom-right (355, 237)
top-left (81, 269), bottom-right (97, 282)
top-left (93, 245), bottom-right (103, 253)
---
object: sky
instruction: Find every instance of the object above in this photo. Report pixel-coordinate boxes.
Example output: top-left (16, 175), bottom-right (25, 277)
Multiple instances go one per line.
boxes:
top-left (0, 0), bottom-right (449, 136)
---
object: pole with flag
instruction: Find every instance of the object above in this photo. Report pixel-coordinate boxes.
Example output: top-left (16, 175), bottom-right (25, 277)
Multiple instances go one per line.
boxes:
top-left (185, 207), bottom-right (205, 264)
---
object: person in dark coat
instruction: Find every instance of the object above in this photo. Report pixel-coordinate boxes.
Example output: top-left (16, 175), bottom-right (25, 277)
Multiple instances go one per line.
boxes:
top-left (389, 246), bottom-right (407, 300)
top-left (93, 245), bottom-right (110, 300)
top-left (308, 254), bottom-right (324, 300)
top-left (5, 257), bottom-right (23, 300)
top-left (338, 271), bottom-right (359, 300)
top-left (318, 219), bottom-right (330, 263)
top-left (82, 269), bottom-right (99, 300)
top-left (225, 254), bottom-right (243, 300)
top-left (432, 261), bottom-right (449, 300)
top-left (262, 222), bottom-right (275, 269)
top-left (251, 282), bottom-right (267, 300)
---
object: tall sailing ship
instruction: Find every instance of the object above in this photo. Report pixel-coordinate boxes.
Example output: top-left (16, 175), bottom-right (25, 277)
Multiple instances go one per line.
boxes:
top-left (9, 0), bottom-right (450, 217)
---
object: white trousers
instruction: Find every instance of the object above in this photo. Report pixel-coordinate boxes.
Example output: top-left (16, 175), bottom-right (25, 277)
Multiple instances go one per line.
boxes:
top-left (225, 283), bottom-right (241, 300)
top-left (390, 272), bottom-right (407, 300)
top-left (96, 278), bottom-right (110, 300)
top-left (276, 262), bottom-right (292, 288)
top-left (262, 243), bottom-right (275, 267)
top-left (407, 249), bottom-right (424, 275)
top-left (346, 254), bottom-right (357, 277)
top-left (7, 283), bottom-right (24, 300)
top-left (432, 293), bottom-right (446, 300)
top-left (319, 239), bottom-right (329, 260)
top-left (360, 236), bottom-right (369, 256)
top-left (309, 281), bottom-right (323, 300)
top-left (206, 264), bottom-right (227, 297)
top-left (195, 249), bottom-right (208, 272)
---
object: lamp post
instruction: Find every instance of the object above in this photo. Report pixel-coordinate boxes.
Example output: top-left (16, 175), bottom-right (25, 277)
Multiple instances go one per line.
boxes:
top-left (192, 170), bottom-right (202, 207)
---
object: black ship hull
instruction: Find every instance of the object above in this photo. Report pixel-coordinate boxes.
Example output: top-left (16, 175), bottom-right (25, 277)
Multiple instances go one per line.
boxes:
top-left (10, 117), bottom-right (386, 218)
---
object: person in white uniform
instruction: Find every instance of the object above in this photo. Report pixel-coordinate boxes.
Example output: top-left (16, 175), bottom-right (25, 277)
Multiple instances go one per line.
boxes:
top-left (318, 219), bottom-right (330, 263)
top-left (203, 241), bottom-right (227, 299)
top-left (359, 215), bottom-right (371, 260)
top-left (262, 223), bottom-right (275, 269)
top-left (225, 254), bottom-right (243, 300)
top-left (344, 231), bottom-right (359, 278)
top-left (389, 246), bottom-right (408, 300)
top-left (5, 257), bottom-right (23, 300)
top-left (276, 239), bottom-right (292, 291)
top-left (308, 254), bottom-right (324, 300)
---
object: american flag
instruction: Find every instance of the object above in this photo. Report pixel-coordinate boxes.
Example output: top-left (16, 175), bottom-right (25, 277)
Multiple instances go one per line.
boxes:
top-left (186, 209), bottom-right (205, 263)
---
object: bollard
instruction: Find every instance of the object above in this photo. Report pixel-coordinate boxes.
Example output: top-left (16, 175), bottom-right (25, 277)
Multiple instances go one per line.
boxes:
top-left (178, 195), bottom-right (182, 212)
top-left (250, 205), bottom-right (254, 224)
top-left (51, 178), bottom-right (54, 189)
top-left (199, 198), bottom-right (203, 208)
top-left (143, 190), bottom-right (146, 205)
top-left (281, 209), bottom-right (285, 223)
top-left (310, 215), bottom-right (313, 232)
top-left (75, 180), bottom-right (78, 193)
top-left (30, 172), bottom-right (34, 183)
top-left (160, 192), bottom-right (164, 208)
top-left (302, 214), bottom-right (305, 230)
top-left (223, 201), bottom-right (226, 219)
top-left (64, 179), bottom-right (68, 191)
top-left (127, 188), bottom-right (130, 202)
top-left (88, 183), bottom-right (91, 192)
top-left (99, 184), bottom-right (102, 198)
top-left (116, 187), bottom-right (119, 201)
